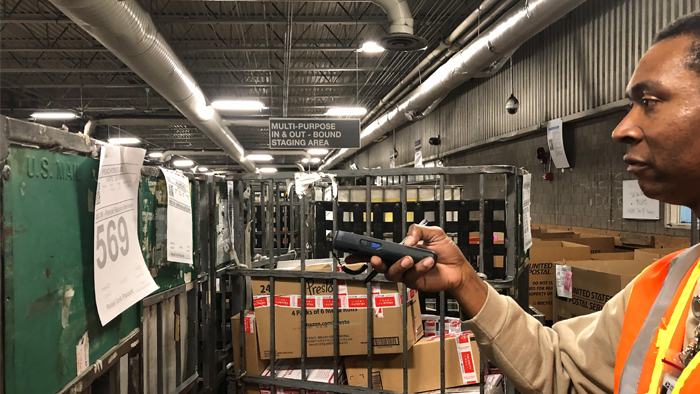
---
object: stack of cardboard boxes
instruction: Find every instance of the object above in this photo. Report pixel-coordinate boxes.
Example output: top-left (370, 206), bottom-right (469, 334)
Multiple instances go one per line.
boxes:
top-left (528, 228), bottom-right (684, 324)
top-left (231, 262), bottom-right (483, 394)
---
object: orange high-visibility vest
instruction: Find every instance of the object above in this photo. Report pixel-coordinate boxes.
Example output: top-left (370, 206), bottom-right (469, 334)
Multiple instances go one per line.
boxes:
top-left (614, 249), bottom-right (700, 394)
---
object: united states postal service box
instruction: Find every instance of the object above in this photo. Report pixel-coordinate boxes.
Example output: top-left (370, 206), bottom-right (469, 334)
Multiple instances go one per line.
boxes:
top-left (252, 263), bottom-right (423, 360)
top-left (552, 259), bottom-right (654, 323)
top-left (528, 241), bottom-right (590, 322)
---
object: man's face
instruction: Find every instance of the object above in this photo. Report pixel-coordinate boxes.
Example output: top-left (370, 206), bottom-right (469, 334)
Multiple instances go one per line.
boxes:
top-left (612, 35), bottom-right (700, 208)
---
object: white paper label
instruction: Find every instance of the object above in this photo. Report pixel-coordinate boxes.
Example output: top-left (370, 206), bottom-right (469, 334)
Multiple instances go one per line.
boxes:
top-left (414, 150), bottom-right (423, 168)
top-left (522, 174), bottom-right (531, 206)
top-left (76, 332), bottom-right (89, 374)
top-left (546, 119), bottom-right (570, 169)
top-left (556, 265), bottom-right (573, 299)
top-left (455, 333), bottom-right (478, 384)
top-left (622, 180), bottom-right (660, 220)
top-left (522, 174), bottom-right (533, 251)
top-left (661, 373), bottom-right (677, 393)
top-left (94, 145), bottom-right (159, 325)
top-left (160, 168), bottom-right (194, 264)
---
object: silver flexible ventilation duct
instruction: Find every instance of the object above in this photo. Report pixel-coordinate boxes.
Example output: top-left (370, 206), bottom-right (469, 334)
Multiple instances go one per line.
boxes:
top-left (321, 0), bottom-right (587, 170)
top-left (50, 0), bottom-right (256, 172)
top-left (187, 0), bottom-right (423, 50)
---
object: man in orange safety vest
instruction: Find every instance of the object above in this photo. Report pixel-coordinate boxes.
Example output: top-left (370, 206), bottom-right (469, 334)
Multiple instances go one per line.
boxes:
top-left (352, 12), bottom-right (700, 394)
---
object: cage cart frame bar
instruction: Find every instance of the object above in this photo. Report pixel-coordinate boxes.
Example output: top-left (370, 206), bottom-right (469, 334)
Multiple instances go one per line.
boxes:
top-left (225, 166), bottom-right (527, 394)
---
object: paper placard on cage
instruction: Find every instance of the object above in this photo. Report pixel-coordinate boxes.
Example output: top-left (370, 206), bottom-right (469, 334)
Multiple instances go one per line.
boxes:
top-left (160, 167), bottom-right (194, 264)
top-left (94, 145), bottom-right (159, 325)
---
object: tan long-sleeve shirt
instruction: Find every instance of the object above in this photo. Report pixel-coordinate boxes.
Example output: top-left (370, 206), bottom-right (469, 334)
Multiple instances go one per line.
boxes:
top-left (463, 281), bottom-right (700, 394)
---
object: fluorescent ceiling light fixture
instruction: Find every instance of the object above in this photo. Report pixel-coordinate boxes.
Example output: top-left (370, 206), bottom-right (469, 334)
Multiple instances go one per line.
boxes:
top-left (211, 100), bottom-right (265, 111)
top-left (326, 107), bottom-right (367, 116)
top-left (301, 158), bottom-right (309, 164)
top-left (148, 152), bottom-right (164, 158)
top-left (30, 111), bottom-right (77, 119)
top-left (358, 41), bottom-right (385, 53)
top-left (205, 172), bottom-right (216, 176)
top-left (198, 167), bottom-right (209, 172)
top-left (108, 137), bottom-right (141, 145)
top-left (173, 159), bottom-right (194, 167)
top-left (246, 154), bottom-right (274, 161)
top-left (259, 167), bottom-right (278, 173)
top-left (310, 158), bottom-right (321, 163)
top-left (307, 149), bottom-right (329, 155)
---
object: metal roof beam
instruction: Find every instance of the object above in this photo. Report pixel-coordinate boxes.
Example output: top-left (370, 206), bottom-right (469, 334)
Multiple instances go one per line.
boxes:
top-left (0, 15), bottom-right (388, 25)
top-left (1, 46), bottom-right (363, 52)
top-left (13, 83), bottom-right (390, 88)
top-left (2, 67), bottom-right (384, 73)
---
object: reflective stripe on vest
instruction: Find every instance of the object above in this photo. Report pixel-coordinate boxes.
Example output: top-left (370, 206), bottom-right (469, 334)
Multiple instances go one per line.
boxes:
top-left (647, 261), bottom-right (700, 391)
top-left (614, 245), bottom-right (700, 394)
top-left (676, 351), bottom-right (700, 392)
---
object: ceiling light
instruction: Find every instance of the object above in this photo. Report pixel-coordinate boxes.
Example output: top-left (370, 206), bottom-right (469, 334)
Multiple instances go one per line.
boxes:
top-left (205, 172), bottom-right (216, 176)
top-left (211, 100), bottom-right (265, 111)
top-left (308, 149), bottom-right (329, 155)
top-left (108, 137), bottom-right (141, 145)
top-left (30, 111), bottom-right (77, 120)
top-left (358, 41), bottom-right (385, 53)
top-left (148, 152), bottom-right (164, 158)
top-left (259, 167), bottom-right (278, 173)
top-left (310, 158), bottom-right (321, 163)
top-left (301, 158), bottom-right (309, 164)
top-left (326, 107), bottom-right (367, 116)
top-left (246, 154), bottom-right (274, 161)
top-left (173, 159), bottom-right (194, 167)
top-left (198, 167), bottom-right (209, 172)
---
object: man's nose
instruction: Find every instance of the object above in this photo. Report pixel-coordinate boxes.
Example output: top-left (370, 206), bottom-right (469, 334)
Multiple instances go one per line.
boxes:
top-left (612, 108), bottom-right (644, 145)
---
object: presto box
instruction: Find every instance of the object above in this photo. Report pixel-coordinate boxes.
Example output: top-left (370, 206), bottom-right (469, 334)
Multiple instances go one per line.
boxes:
top-left (252, 263), bottom-right (423, 360)
top-left (346, 332), bottom-right (481, 392)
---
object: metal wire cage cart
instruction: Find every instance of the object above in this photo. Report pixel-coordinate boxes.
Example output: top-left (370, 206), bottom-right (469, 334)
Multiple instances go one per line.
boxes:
top-left (224, 166), bottom-right (529, 394)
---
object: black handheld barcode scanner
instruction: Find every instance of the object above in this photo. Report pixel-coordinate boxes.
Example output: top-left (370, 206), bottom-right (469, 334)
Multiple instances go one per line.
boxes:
top-left (332, 231), bottom-right (437, 268)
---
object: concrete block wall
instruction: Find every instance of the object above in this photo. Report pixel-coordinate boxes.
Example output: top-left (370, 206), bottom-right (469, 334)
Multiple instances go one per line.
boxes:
top-left (447, 111), bottom-right (690, 238)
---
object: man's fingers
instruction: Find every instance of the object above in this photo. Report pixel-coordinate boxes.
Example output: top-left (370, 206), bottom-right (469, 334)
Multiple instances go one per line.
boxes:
top-left (369, 256), bottom-right (388, 273)
top-left (384, 256), bottom-right (415, 282)
top-left (404, 224), bottom-right (447, 247)
top-left (401, 257), bottom-right (434, 287)
top-left (403, 224), bottom-right (425, 247)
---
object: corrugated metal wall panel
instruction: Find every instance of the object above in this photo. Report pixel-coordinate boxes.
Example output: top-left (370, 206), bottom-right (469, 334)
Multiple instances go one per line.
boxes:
top-left (345, 0), bottom-right (700, 170)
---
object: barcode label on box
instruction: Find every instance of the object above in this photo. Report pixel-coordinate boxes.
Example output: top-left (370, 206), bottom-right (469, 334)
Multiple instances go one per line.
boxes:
top-left (373, 337), bottom-right (400, 347)
top-left (371, 371), bottom-right (383, 389)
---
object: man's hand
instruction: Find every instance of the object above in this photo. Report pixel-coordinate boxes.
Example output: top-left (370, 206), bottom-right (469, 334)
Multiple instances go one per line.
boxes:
top-left (345, 224), bottom-right (489, 318)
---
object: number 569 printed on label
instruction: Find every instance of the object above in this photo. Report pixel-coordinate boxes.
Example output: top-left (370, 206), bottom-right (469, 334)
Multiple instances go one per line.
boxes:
top-left (94, 145), bottom-right (158, 326)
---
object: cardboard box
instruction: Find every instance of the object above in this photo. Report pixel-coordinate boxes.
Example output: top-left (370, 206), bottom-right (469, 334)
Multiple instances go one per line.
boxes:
top-left (529, 241), bottom-right (590, 322)
top-left (533, 231), bottom-right (577, 240)
top-left (568, 236), bottom-right (616, 254)
top-left (422, 314), bottom-right (461, 337)
top-left (553, 259), bottom-right (654, 323)
top-left (252, 263), bottom-right (423, 360)
top-left (633, 248), bottom-right (684, 264)
top-left (345, 333), bottom-right (481, 392)
top-left (259, 358), bottom-right (345, 394)
top-left (590, 252), bottom-right (635, 261)
top-left (232, 312), bottom-right (266, 394)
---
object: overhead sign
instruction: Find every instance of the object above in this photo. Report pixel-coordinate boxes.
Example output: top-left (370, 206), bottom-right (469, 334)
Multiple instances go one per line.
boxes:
top-left (269, 118), bottom-right (360, 149)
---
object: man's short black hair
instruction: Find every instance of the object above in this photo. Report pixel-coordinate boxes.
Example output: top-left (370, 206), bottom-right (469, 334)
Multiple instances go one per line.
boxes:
top-left (655, 12), bottom-right (700, 75)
